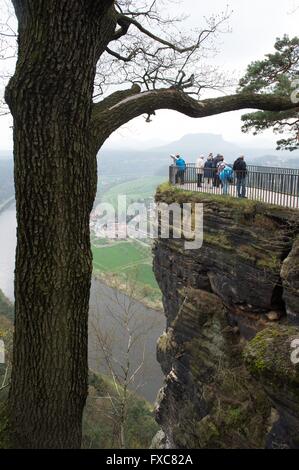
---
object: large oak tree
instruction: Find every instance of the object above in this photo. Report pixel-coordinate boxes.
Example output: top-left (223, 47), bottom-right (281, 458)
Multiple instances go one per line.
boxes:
top-left (3, 0), bottom-right (298, 448)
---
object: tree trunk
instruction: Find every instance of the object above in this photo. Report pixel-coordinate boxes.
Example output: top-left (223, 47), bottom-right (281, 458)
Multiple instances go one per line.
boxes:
top-left (5, 0), bottom-right (114, 449)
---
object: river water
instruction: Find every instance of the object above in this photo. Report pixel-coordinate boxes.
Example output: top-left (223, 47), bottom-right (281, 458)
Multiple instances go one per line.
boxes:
top-left (0, 206), bottom-right (17, 300)
top-left (0, 206), bottom-right (165, 402)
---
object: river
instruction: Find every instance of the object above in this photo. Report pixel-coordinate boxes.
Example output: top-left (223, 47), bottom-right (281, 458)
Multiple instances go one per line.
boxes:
top-left (0, 206), bottom-right (165, 402)
top-left (0, 205), bottom-right (17, 300)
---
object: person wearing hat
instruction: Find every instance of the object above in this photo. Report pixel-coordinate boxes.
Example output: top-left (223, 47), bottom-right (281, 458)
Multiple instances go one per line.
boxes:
top-left (170, 154), bottom-right (186, 185)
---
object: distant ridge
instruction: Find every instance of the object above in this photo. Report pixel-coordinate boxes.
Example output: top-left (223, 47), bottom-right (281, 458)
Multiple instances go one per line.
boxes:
top-left (1, 133), bottom-right (298, 180)
top-left (99, 133), bottom-right (299, 176)
top-left (148, 133), bottom-right (241, 160)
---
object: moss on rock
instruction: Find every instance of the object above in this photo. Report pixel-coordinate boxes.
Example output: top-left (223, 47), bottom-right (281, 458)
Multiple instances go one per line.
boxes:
top-left (243, 324), bottom-right (299, 428)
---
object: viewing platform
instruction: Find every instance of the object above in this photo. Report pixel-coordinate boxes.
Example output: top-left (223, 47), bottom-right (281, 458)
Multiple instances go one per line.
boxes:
top-left (169, 163), bottom-right (299, 210)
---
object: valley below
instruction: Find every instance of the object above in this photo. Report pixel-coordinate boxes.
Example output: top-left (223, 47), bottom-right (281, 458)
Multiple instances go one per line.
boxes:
top-left (0, 204), bottom-right (165, 404)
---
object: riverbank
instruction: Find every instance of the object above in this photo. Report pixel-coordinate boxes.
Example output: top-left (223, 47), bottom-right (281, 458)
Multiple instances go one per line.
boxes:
top-left (89, 278), bottom-right (165, 403)
top-left (0, 207), bottom-right (16, 301)
top-left (93, 271), bottom-right (163, 312)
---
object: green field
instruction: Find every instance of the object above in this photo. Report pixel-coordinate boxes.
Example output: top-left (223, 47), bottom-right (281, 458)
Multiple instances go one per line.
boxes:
top-left (101, 176), bottom-right (165, 208)
top-left (93, 176), bottom-right (163, 307)
top-left (123, 263), bottom-right (158, 289)
top-left (92, 240), bottom-right (159, 287)
top-left (92, 241), bottom-right (150, 272)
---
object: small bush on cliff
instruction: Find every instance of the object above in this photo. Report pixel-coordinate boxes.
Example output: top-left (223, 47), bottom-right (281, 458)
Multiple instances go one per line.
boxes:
top-left (82, 372), bottom-right (159, 449)
top-left (238, 245), bottom-right (281, 271)
top-left (204, 232), bottom-right (233, 250)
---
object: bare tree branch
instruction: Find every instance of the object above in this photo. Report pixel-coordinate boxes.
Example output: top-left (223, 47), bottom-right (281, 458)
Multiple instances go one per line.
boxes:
top-left (91, 86), bottom-right (299, 149)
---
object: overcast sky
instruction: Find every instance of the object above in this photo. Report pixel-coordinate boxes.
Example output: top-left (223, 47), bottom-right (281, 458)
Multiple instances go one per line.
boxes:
top-left (0, 0), bottom-right (298, 152)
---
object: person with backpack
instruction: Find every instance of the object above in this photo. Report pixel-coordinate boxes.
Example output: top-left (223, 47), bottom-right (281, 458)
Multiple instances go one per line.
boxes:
top-left (217, 156), bottom-right (226, 175)
top-left (219, 163), bottom-right (233, 195)
top-left (233, 155), bottom-right (247, 198)
top-left (212, 154), bottom-right (223, 187)
top-left (175, 154), bottom-right (186, 185)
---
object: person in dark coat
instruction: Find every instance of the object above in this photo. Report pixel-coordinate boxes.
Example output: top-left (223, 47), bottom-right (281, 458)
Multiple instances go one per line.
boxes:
top-left (233, 155), bottom-right (247, 198)
top-left (204, 155), bottom-right (213, 185)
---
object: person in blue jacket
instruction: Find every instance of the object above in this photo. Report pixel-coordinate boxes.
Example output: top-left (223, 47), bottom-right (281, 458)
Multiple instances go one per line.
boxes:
top-left (219, 164), bottom-right (233, 195)
top-left (175, 154), bottom-right (186, 185)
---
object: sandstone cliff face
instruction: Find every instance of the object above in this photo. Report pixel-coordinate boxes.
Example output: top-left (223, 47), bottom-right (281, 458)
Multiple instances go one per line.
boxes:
top-left (153, 184), bottom-right (299, 449)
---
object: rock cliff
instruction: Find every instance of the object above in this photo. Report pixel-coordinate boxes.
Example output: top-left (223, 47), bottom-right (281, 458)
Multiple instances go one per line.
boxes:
top-left (153, 184), bottom-right (299, 449)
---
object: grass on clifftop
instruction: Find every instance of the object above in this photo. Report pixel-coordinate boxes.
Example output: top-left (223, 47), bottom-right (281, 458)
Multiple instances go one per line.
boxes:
top-left (156, 182), bottom-right (257, 210)
top-left (156, 182), bottom-right (298, 217)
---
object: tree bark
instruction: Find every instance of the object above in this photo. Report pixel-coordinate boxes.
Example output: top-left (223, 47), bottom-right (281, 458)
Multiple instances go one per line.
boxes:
top-left (5, 0), bottom-right (115, 449)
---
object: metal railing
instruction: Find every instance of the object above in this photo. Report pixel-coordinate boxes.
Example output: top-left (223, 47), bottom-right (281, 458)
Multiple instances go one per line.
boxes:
top-left (169, 163), bottom-right (299, 209)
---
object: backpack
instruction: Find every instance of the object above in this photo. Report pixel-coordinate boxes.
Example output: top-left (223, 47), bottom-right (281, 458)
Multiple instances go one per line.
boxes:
top-left (220, 166), bottom-right (233, 182)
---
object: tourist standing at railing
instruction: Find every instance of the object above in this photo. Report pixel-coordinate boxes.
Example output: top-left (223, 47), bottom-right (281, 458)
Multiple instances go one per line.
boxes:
top-left (217, 156), bottom-right (226, 174)
top-left (219, 164), bottom-right (233, 195)
top-left (170, 154), bottom-right (178, 184)
top-left (216, 155), bottom-right (226, 188)
top-left (212, 154), bottom-right (223, 187)
top-left (175, 154), bottom-right (186, 185)
top-left (196, 155), bottom-right (205, 187)
top-left (233, 155), bottom-right (248, 198)
top-left (204, 155), bottom-right (213, 185)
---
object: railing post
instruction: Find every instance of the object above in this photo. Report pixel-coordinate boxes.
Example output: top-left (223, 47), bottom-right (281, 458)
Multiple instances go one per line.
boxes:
top-left (169, 165), bottom-right (175, 185)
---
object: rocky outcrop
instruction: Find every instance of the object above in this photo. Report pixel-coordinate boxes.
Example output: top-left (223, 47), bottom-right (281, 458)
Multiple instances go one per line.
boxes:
top-left (153, 184), bottom-right (299, 449)
top-left (244, 326), bottom-right (299, 448)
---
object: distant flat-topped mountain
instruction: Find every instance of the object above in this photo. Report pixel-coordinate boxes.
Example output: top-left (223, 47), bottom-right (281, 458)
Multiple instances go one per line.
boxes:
top-left (149, 133), bottom-right (241, 160)
top-left (99, 133), bottom-right (299, 175)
